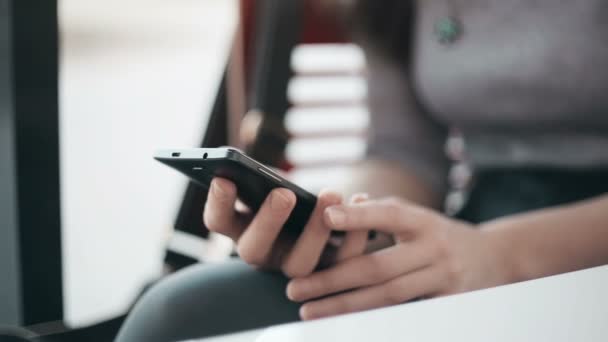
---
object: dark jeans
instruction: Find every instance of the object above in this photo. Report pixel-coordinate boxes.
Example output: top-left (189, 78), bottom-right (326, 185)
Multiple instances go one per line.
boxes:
top-left (116, 260), bottom-right (299, 342)
top-left (116, 168), bottom-right (608, 342)
top-left (457, 168), bottom-right (608, 223)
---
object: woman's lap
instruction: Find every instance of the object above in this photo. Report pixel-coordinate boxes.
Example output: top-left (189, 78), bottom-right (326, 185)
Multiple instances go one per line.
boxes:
top-left (116, 259), bottom-right (299, 342)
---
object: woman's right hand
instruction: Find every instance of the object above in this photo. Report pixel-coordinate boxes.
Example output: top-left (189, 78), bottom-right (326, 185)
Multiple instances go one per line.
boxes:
top-left (203, 177), bottom-right (363, 278)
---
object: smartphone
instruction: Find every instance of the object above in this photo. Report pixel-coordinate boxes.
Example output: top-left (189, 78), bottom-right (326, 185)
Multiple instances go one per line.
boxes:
top-left (154, 147), bottom-right (317, 240)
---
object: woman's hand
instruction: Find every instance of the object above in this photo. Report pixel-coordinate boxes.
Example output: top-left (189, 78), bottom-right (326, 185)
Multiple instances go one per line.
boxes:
top-left (203, 177), bottom-right (371, 278)
top-left (286, 197), bottom-right (510, 320)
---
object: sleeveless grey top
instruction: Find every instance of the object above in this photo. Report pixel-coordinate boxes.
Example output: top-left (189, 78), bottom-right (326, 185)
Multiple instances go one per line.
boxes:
top-left (365, 0), bottom-right (608, 194)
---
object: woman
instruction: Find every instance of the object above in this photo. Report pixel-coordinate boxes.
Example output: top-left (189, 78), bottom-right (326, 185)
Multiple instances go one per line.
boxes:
top-left (117, 0), bottom-right (608, 340)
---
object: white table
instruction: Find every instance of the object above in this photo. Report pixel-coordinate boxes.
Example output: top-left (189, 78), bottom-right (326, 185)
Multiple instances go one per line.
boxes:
top-left (193, 265), bottom-right (608, 342)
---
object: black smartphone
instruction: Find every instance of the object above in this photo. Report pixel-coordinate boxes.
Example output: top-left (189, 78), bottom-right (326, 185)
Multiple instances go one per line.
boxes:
top-left (154, 147), bottom-right (317, 240)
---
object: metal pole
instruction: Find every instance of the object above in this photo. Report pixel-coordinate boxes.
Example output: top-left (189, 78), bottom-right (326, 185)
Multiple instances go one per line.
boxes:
top-left (0, 0), bottom-right (63, 325)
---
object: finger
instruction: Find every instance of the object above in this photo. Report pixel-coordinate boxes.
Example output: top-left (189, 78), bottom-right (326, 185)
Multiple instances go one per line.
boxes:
top-left (287, 242), bottom-right (431, 302)
top-left (281, 190), bottom-right (342, 278)
top-left (236, 188), bottom-right (296, 265)
top-left (335, 193), bottom-right (370, 261)
top-left (299, 267), bottom-right (440, 320)
top-left (203, 178), bottom-right (247, 240)
top-left (324, 198), bottom-right (443, 234)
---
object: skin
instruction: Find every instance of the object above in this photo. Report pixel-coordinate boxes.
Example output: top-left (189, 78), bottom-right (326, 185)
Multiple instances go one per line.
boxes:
top-left (287, 195), bottom-right (608, 320)
top-left (203, 159), bottom-right (430, 277)
top-left (203, 159), bottom-right (608, 321)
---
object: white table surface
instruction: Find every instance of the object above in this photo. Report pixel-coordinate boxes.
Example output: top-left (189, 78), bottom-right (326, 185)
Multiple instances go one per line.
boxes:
top-left (192, 265), bottom-right (608, 342)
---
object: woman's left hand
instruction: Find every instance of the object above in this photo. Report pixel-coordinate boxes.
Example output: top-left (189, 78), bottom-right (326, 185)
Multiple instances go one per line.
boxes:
top-left (286, 197), bottom-right (510, 320)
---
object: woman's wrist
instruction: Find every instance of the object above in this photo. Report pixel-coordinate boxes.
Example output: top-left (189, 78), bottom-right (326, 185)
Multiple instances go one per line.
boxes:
top-left (478, 220), bottom-right (529, 285)
top-left (479, 195), bottom-right (608, 286)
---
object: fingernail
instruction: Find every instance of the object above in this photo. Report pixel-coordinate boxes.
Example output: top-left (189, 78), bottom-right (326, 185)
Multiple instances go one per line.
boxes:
top-left (352, 193), bottom-right (369, 203)
top-left (271, 189), bottom-right (292, 210)
top-left (325, 207), bottom-right (346, 227)
top-left (300, 305), bottom-right (313, 320)
top-left (212, 180), bottom-right (228, 199)
top-left (286, 281), bottom-right (299, 301)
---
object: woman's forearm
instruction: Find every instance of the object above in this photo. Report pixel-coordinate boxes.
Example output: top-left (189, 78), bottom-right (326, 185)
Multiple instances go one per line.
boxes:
top-left (340, 159), bottom-right (442, 251)
top-left (339, 159), bottom-right (441, 208)
top-left (482, 194), bottom-right (608, 283)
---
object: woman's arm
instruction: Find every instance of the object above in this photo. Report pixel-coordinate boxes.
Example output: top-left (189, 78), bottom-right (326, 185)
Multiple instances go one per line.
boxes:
top-left (317, 41), bottom-right (450, 255)
top-left (338, 159), bottom-right (440, 208)
top-left (332, 159), bottom-right (440, 255)
top-left (484, 194), bottom-right (608, 283)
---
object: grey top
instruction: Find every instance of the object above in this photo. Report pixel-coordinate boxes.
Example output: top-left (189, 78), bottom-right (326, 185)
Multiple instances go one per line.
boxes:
top-left (365, 0), bottom-right (608, 194)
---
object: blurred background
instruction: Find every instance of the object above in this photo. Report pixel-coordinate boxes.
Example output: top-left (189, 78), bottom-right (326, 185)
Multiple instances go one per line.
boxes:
top-left (0, 0), bottom-right (370, 334)
top-left (59, 0), bottom-right (236, 326)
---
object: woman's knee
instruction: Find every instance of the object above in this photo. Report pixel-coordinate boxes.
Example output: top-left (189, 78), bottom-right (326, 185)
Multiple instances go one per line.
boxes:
top-left (116, 260), bottom-right (299, 342)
